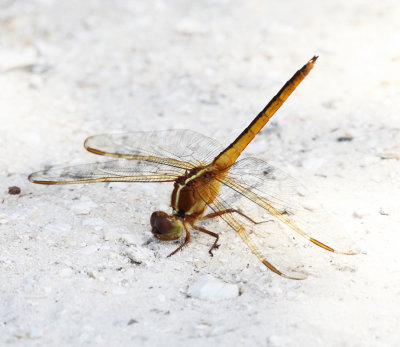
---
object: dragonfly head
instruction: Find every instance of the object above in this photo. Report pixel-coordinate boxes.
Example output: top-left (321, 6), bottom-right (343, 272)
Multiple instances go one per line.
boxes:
top-left (150, 211), bottom-right (183, 241)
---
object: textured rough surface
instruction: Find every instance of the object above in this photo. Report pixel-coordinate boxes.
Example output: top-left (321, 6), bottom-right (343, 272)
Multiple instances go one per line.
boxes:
top-left (1, 0), bottom-right (400, 346)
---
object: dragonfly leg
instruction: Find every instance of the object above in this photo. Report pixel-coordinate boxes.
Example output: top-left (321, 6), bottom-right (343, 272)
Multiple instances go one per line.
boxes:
top-left (167, 224), bottom-right (191, 257)
top-left (202, 209), bottom-right (258, 224)
top-left (192, 225), bottom-right (219, 257)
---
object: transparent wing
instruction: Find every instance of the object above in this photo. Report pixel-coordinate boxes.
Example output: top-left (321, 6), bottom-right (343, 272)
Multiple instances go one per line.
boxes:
top-left (221, 157), bottom-right (359, 255)
top-left (28, 159), bottom-right (184, 184)
top-left (84, 129), bottom-right (224, 168)
top-left (196, 181), bottom-right (308, 279)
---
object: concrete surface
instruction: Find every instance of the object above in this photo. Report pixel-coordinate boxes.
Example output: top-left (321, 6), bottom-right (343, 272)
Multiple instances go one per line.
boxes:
top-left (1, 0), bottom-right (400, 346)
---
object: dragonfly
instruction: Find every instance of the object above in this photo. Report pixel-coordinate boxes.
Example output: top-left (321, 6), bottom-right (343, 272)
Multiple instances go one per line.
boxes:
top-left (29, 56), bottom-right (357, 279)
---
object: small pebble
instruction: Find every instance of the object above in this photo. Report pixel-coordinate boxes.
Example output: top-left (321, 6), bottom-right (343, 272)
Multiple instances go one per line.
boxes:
top-left (28, 327), bottom-right (43, 339)
top-left (78, 244), bottom-right (98, 255)
top-left (8, 186), bottom-right (21, 195)
top-left (124, 246), bottom-right (152, 265)
top-left (103, 228), bottom-right (121, 240)
top-left (353, 208), bottom-right (371, 219)
top-left (187, 275), bottom-right (239, 300)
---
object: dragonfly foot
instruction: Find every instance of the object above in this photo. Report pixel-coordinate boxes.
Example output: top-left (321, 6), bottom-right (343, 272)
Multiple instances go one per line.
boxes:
top-left (208, 243), bottom-right (220, 257)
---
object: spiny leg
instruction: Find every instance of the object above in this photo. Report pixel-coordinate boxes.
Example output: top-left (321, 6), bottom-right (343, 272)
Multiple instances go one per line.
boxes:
top-left (192, 225), bottom-right (219, 257)
top-left (199, 209), bottom-right (258, 256)
top-left (167, 224), bottom-right (191, 257)
top-left (202, 208), bottom-right (258, 224)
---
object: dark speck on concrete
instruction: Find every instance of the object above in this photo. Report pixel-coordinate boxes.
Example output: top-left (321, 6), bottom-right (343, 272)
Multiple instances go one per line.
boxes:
top-left (8, 186), bottom-right (21, 195)
top-left (337, 136), bottom-right (353, 142)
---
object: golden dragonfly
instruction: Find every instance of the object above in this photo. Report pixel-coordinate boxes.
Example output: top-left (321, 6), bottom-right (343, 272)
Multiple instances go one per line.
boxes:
top-left (29, 57), bottom-right (357, 279)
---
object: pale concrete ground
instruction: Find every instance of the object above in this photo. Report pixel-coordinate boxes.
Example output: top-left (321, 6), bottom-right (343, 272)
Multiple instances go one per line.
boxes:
top-left (1, 0), bottom-right (400, 346)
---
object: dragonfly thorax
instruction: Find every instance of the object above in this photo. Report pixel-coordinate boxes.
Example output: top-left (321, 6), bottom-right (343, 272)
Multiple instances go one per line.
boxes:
top-left (171, 166), bottom-right (215, 221)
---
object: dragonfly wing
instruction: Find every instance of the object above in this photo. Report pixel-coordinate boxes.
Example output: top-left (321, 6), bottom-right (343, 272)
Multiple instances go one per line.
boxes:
top-left (84, 129), bottom-right (224, 168)
top-left (196, 182), bottom-right (308, 279)
top-left (222, 157), bottom-right (359, 255)
top-left (28, 159), bottom-right (183, 184)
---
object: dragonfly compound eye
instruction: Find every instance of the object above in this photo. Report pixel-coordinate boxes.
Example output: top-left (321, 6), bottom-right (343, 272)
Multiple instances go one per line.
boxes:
top-left (150, 211), bottom-right (183, 241)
